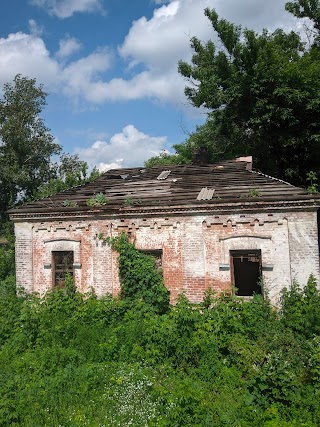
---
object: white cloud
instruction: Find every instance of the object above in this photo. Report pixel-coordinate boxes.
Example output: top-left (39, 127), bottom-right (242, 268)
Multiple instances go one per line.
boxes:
top-left (28, 19), bottom-right (43, 36)
top-left (0, 33), bottom-right (60, 88)
top-left (213, 0), bottom-right (299, 33)
top-left (0, 31), bottom-right (112, 102)
top-left (111, 0), bottom-right (212, 104)
top-left (30, 0), bottom-right (105, 18)
top-left (76, 125), bottom-right (167, 171)
top-left (0, 26), bottom-right (182, 105)
top-left (113, 0), bottom-right (301, 105)
top-left (0, 0), bottom-right (304, 106)
top-left (56, 36), bottom-right (81, 59)
top-left (62, 48), bottom-right (113, 103)
top-left (68, 68), bottom-right (184, 104)
top-left (119, 0), bottom-right (208, 71)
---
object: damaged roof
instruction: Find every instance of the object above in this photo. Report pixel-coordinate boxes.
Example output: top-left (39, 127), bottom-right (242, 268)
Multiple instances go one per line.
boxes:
top-left (8, 157), bottom-right (320, 218)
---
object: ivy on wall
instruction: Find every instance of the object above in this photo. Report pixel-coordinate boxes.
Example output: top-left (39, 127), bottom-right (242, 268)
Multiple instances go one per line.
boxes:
top-left (101, 232), bottom-right (170, 314)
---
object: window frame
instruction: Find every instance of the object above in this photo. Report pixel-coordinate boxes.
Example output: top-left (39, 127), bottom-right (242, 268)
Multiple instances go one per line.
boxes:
top-left (230, 249), bottom-right (262, 297)
top-left (52, 250), bottom-right (74, 289)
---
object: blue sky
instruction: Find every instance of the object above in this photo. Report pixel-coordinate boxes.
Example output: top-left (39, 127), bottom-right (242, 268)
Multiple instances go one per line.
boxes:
top-left (0, 0), bottom-right (301, 171)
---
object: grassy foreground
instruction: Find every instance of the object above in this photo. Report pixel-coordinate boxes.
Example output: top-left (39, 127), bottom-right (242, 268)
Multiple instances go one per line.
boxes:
top-left (0, 274), bottom-right (320, 426)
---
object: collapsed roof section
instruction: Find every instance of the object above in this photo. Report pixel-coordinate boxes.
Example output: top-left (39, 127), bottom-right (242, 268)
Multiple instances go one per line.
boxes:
top-left (8, 157), bottom-right (320, 219)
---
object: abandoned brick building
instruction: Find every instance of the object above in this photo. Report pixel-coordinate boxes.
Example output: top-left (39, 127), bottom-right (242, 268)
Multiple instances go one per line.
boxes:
top-left (8, 157), bottom-right (320, 304)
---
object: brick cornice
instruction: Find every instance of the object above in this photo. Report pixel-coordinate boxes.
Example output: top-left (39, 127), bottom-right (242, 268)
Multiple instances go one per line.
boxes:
top-left (9, 198), bottom-right (320, 222)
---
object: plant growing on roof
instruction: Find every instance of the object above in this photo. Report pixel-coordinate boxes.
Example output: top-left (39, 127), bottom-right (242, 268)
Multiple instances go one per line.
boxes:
top-left (248, 189), bottom-right (261, 198)
top-left (124, 197), bottom-right (134, 206)
top-left (86, 192), bottom-right (108, 206)
top-left (123, 197), bottom-right (142, 206)
top-left (62, 199), bottom-right (78, 207)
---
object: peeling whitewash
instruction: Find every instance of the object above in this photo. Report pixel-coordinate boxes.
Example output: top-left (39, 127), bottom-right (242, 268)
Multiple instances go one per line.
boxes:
top-left (14, 209), bottom-right (320, 305)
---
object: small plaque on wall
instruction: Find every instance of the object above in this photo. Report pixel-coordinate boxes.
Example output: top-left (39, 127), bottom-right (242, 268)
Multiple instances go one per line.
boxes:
top-left (219, 264), bottom-right (230, 271)
top-left (73, 263), bottom-right (82, 269)
top-left (44, 263), bottom-right (51, 269)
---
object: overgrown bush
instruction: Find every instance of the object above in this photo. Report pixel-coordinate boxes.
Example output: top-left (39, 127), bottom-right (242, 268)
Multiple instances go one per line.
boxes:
top-left (281, 275), bottom-right (320, 338)
top-left (0, 234), bottom-right (15, 283)
top-left (106, 233), bottom-right (170, 314)
top-left (0, 273), bottom-right (319, 426)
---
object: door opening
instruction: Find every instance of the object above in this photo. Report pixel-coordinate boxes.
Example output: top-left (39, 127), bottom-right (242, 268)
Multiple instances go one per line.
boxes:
top-left (230, 250), bottom-right (262, 296)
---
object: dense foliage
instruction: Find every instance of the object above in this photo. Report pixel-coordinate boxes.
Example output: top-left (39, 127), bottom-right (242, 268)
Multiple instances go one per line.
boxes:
top-left (0, 75), bottom-right (59, 220)
top-left (0, 75), bottom-right (99, 222)
top-left (34, 153), bottom-right (100, 201)
top-left (147, 1), bottom-right (320, 186)
top-left (105, 233), bottom-right (170, 314)
top-left (0, 271), bottom-right (320, 426)
top-left (144, 150), bottom-right (189, 168)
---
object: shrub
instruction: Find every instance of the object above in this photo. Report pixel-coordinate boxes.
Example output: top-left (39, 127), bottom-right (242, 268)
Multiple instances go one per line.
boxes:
top-left (106, 233), bottom-right (170, 314)
top-left (281, 275), bottom-right (320, 337)
top-left (62, 199), bottom-right (78, 207)
top-left (86, 192), bottom-right (108, 206)
top-left (0, 267), bottom-right (319, 425)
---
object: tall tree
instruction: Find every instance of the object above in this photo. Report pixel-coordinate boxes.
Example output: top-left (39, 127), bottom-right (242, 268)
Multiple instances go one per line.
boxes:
top-left (176, 2), bottom-right (320, 186)
top-left (0, 75), bottom-right (61, 219)
top-left (0, 75), bottom-right (99, 222)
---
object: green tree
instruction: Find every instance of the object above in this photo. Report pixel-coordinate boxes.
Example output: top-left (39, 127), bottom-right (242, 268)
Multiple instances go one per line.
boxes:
top-left (0, 75), bottom-right (99, 221)
top-left (177, 3), bottom-right (320, 186)
top-left (0, 75), bottom-right (60, 219)
top-left (285, 0), bottom-right (320, 45)
top-left (144, 150), bottom-right (188, 168)
top-left (34, 153), bottom-right (100, 200)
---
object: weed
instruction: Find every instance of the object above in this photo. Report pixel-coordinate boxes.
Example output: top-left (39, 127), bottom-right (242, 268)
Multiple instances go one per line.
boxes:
top-left (248, 188), bottom-right (261, 198)
top-left (123, 197), bottom-right (142, 206)
top-left (63, 199), bottom-right (78, 207)
top-left (86, 192), bottom-right (108, 206)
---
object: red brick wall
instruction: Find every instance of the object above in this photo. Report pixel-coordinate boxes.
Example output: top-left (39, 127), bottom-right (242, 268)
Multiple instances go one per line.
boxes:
top-left (14, 209), bottom-right (320, 304)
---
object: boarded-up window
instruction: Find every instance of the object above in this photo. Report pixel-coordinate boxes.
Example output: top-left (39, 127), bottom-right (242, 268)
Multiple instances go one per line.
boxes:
top-left (52, 251), bottom-right (74, 289)
top-left (230, 250), bottom-right (262, 296)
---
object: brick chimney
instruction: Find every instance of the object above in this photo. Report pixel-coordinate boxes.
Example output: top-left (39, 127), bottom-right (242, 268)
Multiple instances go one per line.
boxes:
top-left (192, 146), bottom-right (210, 165)
top-left (236, 156), bottom-right (253, 171)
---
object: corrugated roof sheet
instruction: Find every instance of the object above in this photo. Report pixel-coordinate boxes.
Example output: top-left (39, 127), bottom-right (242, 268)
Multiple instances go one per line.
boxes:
top-left (197, 187), bottom-right (215, 200)
top-left (157, 170), bottom-right (171, 180)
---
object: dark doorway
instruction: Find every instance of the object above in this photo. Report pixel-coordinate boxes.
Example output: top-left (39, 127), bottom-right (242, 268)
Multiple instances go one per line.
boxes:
top-left (52, 251), bottom-right (74, 289)
top-left (230, 250), bottom-right (262, 296)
